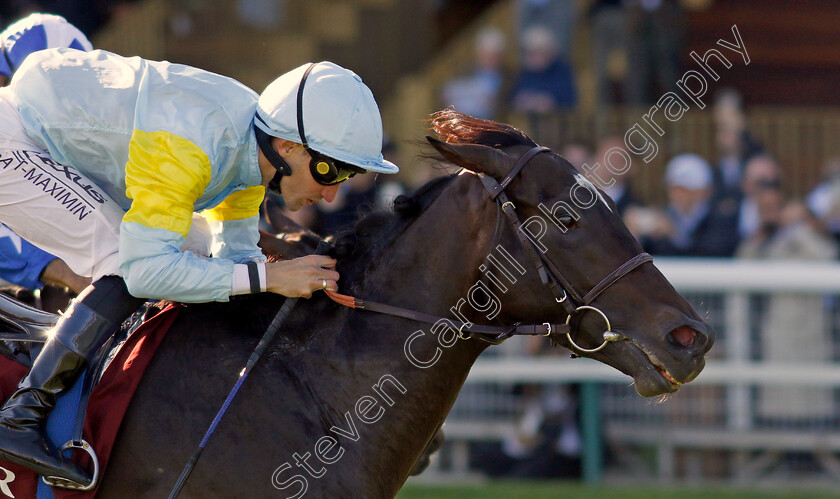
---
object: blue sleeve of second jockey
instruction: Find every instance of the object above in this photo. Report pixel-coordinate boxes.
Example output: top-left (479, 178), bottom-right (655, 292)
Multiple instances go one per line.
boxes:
top-left (0, 225), bottom-right (56, 289)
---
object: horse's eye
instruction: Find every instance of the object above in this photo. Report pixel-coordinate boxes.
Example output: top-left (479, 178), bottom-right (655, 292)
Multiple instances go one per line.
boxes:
top-left (558, 215), bottom-right (578, 230)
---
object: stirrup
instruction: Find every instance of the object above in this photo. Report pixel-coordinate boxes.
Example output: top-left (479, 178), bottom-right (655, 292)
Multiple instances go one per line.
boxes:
top-left (40, 439), bottom-right (99, 491)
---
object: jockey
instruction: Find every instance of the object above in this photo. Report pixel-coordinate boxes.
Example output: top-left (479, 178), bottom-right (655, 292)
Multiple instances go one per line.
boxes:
top-left (0, 13), bottom-right (94, 294)
top-left (0, 50), bottom-right (398, 486)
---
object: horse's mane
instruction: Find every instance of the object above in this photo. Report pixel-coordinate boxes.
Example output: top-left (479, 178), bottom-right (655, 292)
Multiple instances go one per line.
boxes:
top-left (332, 173), bottom-right (456, 290)
top-left (429, 109), bottom-right (537, 148)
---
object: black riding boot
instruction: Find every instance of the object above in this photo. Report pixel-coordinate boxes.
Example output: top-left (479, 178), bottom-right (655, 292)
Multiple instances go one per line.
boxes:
top-left (0, 299), bottom-right (118, 486)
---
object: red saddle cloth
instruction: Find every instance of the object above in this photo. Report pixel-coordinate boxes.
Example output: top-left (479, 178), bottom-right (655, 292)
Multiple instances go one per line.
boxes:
top-left (0, 303), bottom-right (181, 498)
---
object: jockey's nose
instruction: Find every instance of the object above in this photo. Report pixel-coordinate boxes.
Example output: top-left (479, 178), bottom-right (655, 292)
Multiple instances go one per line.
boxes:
top-left (321, 183), bottom-right (340, 203)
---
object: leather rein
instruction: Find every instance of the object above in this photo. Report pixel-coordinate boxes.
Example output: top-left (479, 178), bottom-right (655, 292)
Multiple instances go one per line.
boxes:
top-left (325, 145), bottom-right (653, 352)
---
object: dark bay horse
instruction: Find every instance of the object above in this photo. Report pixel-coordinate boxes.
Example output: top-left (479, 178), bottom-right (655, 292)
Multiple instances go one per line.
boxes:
top-left (96, 111), bottom-right (712, 497)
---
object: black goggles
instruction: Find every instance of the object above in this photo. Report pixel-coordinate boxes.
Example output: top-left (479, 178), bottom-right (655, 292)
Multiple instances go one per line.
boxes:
top-left (307, 148), bottom-right (367, 185)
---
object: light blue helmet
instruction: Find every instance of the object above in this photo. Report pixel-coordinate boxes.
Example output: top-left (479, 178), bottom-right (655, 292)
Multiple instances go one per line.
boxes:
top-left (254, 61), bottom-right (398, 174)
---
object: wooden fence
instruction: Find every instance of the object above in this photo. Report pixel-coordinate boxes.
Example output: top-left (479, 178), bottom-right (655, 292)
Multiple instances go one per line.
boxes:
top-left (501, 108), bottom-right (840, 205)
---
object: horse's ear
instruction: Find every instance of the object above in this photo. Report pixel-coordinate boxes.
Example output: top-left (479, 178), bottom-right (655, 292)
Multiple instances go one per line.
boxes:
top-left (426, 136), bottom-right (511, 178)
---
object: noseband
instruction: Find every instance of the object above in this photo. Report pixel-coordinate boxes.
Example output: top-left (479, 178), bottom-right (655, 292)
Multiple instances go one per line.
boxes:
top-left (326, 145), bottom-right (652, 353)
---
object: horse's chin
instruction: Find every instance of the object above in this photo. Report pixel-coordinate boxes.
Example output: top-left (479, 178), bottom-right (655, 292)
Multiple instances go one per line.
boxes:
top-left (632, 363), bottom-right (683, 397)
top-left (605, 340), bottom-right (703, 397)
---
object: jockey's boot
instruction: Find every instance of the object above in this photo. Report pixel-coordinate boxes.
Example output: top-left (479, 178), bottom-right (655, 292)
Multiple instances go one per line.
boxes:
top-left (0, 299), bottom-right (117, 486)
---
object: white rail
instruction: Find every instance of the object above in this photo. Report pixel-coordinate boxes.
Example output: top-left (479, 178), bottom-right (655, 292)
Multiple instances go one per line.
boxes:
top-left (443, 257), bottom-right (840, 484)
top-left (654, 257), bottom-right (840, 292)
top-left (465, 358), bottom-right (840, 387)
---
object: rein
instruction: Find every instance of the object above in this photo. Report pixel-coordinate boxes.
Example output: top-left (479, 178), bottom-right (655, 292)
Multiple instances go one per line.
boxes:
top-left (325, 289), bottom-right (568, 345)
top-left (325, 145), bottom-right (653, 351)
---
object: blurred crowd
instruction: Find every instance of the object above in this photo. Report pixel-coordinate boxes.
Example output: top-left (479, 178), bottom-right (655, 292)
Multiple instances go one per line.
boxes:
top-left (586, 89), bottom-right (840, 264)
top-left (435, 0), bottom-right (840, 265)
top-left (440, 0), bottom-right (687, 119)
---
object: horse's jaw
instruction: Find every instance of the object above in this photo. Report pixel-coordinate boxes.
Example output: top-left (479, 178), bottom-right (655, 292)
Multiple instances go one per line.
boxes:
top-left (624, 341), bottom-right (701, 397)
top-left (584, 325), bottom-right (710, 397)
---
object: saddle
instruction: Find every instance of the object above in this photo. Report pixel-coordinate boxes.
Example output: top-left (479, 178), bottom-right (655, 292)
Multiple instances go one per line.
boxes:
top-left (0, 294), bottom-right (180, 498)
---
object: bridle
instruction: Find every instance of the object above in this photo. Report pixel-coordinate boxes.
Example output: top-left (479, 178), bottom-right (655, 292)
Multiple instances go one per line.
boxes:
top-left (326, 145), bottom-right (652, 353)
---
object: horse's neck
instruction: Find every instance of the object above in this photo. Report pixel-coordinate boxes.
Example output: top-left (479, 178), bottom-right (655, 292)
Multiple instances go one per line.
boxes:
top-left (326, 174), bottom-right (498, 489)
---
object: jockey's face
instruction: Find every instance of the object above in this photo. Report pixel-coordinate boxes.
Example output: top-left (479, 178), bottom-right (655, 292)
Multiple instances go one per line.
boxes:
top-left (258, 138), bottom-right (340, 211)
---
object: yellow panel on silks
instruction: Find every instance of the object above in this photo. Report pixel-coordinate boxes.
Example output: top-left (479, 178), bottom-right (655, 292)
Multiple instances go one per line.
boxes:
top-left (124, 129), bottom-right (212, 238)
top-left (203, 186), bottom-right (265, 223)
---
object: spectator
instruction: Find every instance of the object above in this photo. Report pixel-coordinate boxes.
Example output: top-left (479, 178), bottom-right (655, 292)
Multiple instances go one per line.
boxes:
top-left (737, 183), bottom-right (837, 423)
top-left (499, 383), bottom-right (582, 479)
top-left (515, 0), bottom-right (575, 60)
top-left (738, 154), bottom-right (781, 241)
top-left (627, 153), bottom-right (739, 257)
top-left (711, 88), bottom-right (763, 202)
top-left (471, 335), bottom-right (581, 480)
top-left (237, 0), bottom-right (286, 30)
top-left (587, 136), bottom-right (642, 217)
top-left (441, 27), bottom-right (508, 120)
top-left (560, 140), bottom-right (592, 172)
top-left (624, 0), bottom-right (684, 105)
top-left (509, 26), bottom-right (576, 113)
top-left (806, 156), bottom-right (840, 245)
top-left (588, 0), bottom-right (627, 106)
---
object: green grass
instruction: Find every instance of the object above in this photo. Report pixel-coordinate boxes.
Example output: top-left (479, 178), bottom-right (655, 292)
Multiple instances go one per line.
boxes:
top-left (397, 481), bottom-right (840, 499)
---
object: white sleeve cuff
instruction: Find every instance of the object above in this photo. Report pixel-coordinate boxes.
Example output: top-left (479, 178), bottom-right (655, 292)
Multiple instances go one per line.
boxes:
top-left (257, 261), bottom-right (266, 292)
top-left (231, 262), bottom-right (266, 295)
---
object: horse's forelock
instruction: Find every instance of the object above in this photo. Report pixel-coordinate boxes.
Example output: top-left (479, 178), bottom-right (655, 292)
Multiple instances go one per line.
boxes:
top-left (430, 109), bottom-right (537, 149)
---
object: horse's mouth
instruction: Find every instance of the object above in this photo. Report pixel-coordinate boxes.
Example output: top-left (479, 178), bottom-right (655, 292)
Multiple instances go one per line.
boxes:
top-left (635, 341), bottom-right (691, 395)
top-left (609, 337), bottom-right (693, 397)
top-left (655, 364), bottom-right (682, 389)
top-left (631, 342), bottom-right (682, 388)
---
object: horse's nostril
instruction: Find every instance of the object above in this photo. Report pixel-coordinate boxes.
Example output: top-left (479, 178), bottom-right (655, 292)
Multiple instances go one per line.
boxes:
top-left (668, 326), bottom-right (697, 348)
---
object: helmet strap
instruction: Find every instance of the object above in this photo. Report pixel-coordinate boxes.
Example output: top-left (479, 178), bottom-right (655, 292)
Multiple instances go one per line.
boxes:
top-left (254, 122), bottom-right (291, 193)
top-left (253, 62), bottom-right (324, 194)
top-left (296, 63), bottom-right (316, 148)
top-left (267, 169), bottom-right (285, 194)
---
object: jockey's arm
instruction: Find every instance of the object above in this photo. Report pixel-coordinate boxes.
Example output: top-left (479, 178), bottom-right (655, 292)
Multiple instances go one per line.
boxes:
top-left (40, 259), bottom-right (91, 294)
top-left (0, 226), bottom-right (88, 293)
top-left (119, 131), bottom-right (337, 302)
top-left (119, 131), bottom-right (261, 302)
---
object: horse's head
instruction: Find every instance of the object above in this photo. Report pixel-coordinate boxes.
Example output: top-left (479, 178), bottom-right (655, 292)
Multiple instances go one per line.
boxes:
top-left (427, 111), bottom-right (713, 397)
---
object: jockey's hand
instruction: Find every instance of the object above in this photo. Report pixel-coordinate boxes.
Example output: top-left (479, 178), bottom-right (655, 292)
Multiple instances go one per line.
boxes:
top-left (265, 255), bottom-right (339, 298)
